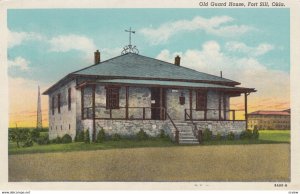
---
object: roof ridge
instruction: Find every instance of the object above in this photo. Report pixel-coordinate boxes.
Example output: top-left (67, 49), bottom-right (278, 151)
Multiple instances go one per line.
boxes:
top-left (71, 52), bottom-right (130, 74)
top-left (131, 53), bottom-right (239, 84)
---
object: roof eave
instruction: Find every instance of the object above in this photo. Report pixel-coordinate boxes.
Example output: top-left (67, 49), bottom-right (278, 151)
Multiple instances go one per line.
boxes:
top-left (42, 74), bottom-right (75, 95)
top-left (75, 80), bottom-right (255, 93)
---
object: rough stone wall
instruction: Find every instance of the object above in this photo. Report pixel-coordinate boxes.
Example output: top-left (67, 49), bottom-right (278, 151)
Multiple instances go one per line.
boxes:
top-left (166, 89), bottom-right (190, 120)
top-left (128, 87), bottom-right (151, 119)
top-left (81, 86), bottom-right (152, 120)
top-left (92, 120), bottom-right (245, 140)
top-left (81, 119), bottom-right (93, 140)
top-left (166, 89), bottom-right (230, 121)
top-left (192, 90), bottom-right (230, 120)
top-left (195, 121), bottom-right (246, 136)
top-left (48, 80), bottom-right (77, 140)
top-left (76, 85), bottom-right (236, 140)
top-left (76, 85), bottom-right (83, 132)
top-left (95, 120), bottom-right (166, 137)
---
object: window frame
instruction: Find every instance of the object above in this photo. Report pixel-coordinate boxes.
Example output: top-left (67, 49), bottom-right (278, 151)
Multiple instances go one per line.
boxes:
top-left (196, 90), bottom-right (207, 111)
top-left (57, 93), bottom-right (61, 114)
top-left (105, 86), bottom-right (120, 109)
top-left (68, 88), bottom-right (71, 111)
top-left (52, 96), bottom-right (55, 115)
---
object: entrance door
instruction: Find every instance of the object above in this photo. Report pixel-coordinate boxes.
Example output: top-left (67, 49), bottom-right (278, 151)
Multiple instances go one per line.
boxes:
top-left (151, 88), bottom-right (166, 120)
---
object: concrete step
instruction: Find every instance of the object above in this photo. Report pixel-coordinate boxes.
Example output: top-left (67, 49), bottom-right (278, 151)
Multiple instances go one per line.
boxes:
top-left (179, 132), bottom-right (194, 135)
top-left (179, 136), bottom-right (197, 140)
top-left (179, 139), bottom-right (199, 144)
top-left (174, 123), bottom-right (189, 126)
top-left (179, 137), bottom-right (198, 140)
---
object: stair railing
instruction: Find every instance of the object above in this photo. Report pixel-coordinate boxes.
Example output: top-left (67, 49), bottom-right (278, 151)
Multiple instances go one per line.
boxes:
top-left (185, 110), bottom-right (202, 144)
top-left (164, 108), bottom-right (180, 144)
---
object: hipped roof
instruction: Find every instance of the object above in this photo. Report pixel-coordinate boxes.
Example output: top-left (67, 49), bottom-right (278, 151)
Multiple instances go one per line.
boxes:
top-left (43, 52), bottom-right (255, 95)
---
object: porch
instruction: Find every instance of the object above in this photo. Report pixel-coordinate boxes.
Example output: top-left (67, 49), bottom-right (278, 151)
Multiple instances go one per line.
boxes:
top-left (78, 80), bottom-right (255, 143)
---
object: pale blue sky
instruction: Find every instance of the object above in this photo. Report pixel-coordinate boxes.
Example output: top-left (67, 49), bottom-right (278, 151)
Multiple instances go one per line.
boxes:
top-left (8, 9), bottom-right (290, 85)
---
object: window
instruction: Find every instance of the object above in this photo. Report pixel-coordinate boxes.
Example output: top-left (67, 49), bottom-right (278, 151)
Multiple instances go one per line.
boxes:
top-left (57, 93), bottom-right (61, 113)
top-left (68, 88), bottom-right (71, 111)
top-left (106, 86), bottom-right (120, 109)
top-left (52, 96), bottom-right (55, 115)
top-left (196, 90), bottom-right (207, 111)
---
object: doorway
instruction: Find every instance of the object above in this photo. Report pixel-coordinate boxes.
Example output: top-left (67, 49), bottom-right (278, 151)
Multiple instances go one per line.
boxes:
top-left (151, 88), bottom-right (166, 120)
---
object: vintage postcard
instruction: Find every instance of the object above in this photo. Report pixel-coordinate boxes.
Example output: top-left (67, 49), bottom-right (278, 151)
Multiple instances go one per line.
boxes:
top-left (0, 0), bottom-right (299, 191)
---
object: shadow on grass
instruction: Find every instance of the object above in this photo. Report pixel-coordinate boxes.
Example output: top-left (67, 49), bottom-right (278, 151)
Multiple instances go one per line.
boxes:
top-left (9, 137), bottom-right (290, 155)
top-left (200, 139), bottom-right (289, 146)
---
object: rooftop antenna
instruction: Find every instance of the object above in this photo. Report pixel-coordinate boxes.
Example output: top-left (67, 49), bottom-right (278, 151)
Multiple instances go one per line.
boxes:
top-left (121, 27), bottom-right (139, 55)
top-left (36, 85), bottom-right (43, 130)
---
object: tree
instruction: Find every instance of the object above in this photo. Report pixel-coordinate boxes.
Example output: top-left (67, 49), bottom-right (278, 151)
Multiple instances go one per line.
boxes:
top-left (9, 128), bottom-right (32, 148)
top-left (84, 129), bottom-right (90, 143)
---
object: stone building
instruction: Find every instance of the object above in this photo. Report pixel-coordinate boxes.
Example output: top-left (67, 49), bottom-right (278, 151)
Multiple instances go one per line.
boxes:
top-left (43, 50), bottom-right (256, 144)
top-left (247, 109), bottom-right (290, 130)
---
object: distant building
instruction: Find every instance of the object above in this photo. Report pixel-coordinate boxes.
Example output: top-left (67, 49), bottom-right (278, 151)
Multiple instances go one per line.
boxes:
top-left (247, 109), bottom-right (290, 130)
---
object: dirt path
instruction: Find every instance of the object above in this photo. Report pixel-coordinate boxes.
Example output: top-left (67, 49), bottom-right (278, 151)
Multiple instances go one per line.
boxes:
top-left (9, 144), bottom-right (290, 181)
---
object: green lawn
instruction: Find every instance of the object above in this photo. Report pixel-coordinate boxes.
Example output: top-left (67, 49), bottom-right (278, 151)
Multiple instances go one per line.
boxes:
top-left (8, 129), bottom-right (290, 155)
top-left (259, 130), bottom-right (290, 142)
top-left (8, 138), bottom-right (175, 155)
top-left (203, 129), bottom-right (290, 145)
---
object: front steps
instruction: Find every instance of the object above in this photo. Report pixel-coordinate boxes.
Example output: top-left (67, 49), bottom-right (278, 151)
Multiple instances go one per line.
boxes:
top-left (173, 122), bottom-right (199, 144)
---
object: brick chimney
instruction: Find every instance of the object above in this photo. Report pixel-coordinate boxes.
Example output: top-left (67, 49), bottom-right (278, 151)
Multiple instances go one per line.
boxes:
top-left (94, 50), bottom-right (100, 64)
top-left (174, 55), bottom-right (180, 66)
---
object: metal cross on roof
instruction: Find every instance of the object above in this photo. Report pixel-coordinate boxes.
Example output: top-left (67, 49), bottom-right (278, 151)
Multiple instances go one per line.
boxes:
top-left (125, 27), bottom-right (135, 46)
top-left (121, 27), bottom-right (139, 55)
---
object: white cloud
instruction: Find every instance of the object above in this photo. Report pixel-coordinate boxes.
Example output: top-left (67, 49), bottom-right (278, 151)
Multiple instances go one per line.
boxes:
top-left (8, 30), bottom-right (44, 48)
top-left (8, 57), bottom-right (30, 71)
top-left (8, 30), bottom-right (122, 65)
top-left (49, 34), bottom-right (97, 53)
top-left (8, 30), bottom-right (98, 58)
top-left (100, 47), bottom-right (123, 60)
top-left (139, 16), bottom-right (254, 45)
top-left (156, 41), bottom-right (289, 110)
top-left (225, 41), bottom-right (275, 56)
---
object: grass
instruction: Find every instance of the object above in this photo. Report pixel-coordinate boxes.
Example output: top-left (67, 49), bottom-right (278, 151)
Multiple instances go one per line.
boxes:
top-left (9, 144), bottom-right (290, 181)
top-left (259, 130), bottom-right (290, 142)
top-left (8, 138), bottom-right (175, 155)
top-left (8, 129), bottom-right (290, 155)
top-left (203, 129), bottom-right (290, 145)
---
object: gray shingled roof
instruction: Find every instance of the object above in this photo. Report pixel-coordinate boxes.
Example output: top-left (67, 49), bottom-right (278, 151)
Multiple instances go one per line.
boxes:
top-left (72, 53), bottom-right (239, 85)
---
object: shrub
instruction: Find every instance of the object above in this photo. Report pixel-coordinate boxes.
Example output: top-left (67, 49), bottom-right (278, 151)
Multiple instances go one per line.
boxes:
top-left (253, 128), bottom-right (259, 139)
top-left (51, 136), bottom-right (62, 144)
top-left (245, 130), bottom-right (253, 139)
top-left (215, 132), bottom-right (222, 141)
top-left (22, 139), bottom-right (33, 147)
top-left (9, 128), bottom-right (32, 148)
top-left (30, 128), bottom-right (40, 142)
top-left (239, 130), bottom-right (254, 140)
top-left (159, 129), bottom-right (167, 139)
top-left (61, 134), bottom-right (72, 144)
top-left (202, 128), bottom-right (212, 141)
top-left (239, 130), bottom-right (246, 139)
top-left (84, 129), bottom-right (90, 143)
top-left (136, 129), bottom-right (149, 140)
top-left (111, 133), bottom-right (121, 141)
top-left (37, 134), bottom-right (50, 145)
top-left (75, 130), bottom-right (84, 142)
top-left (227, 131), bottom-right (235, 141)
top-left (96, 128), bottom-right (106, 143)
